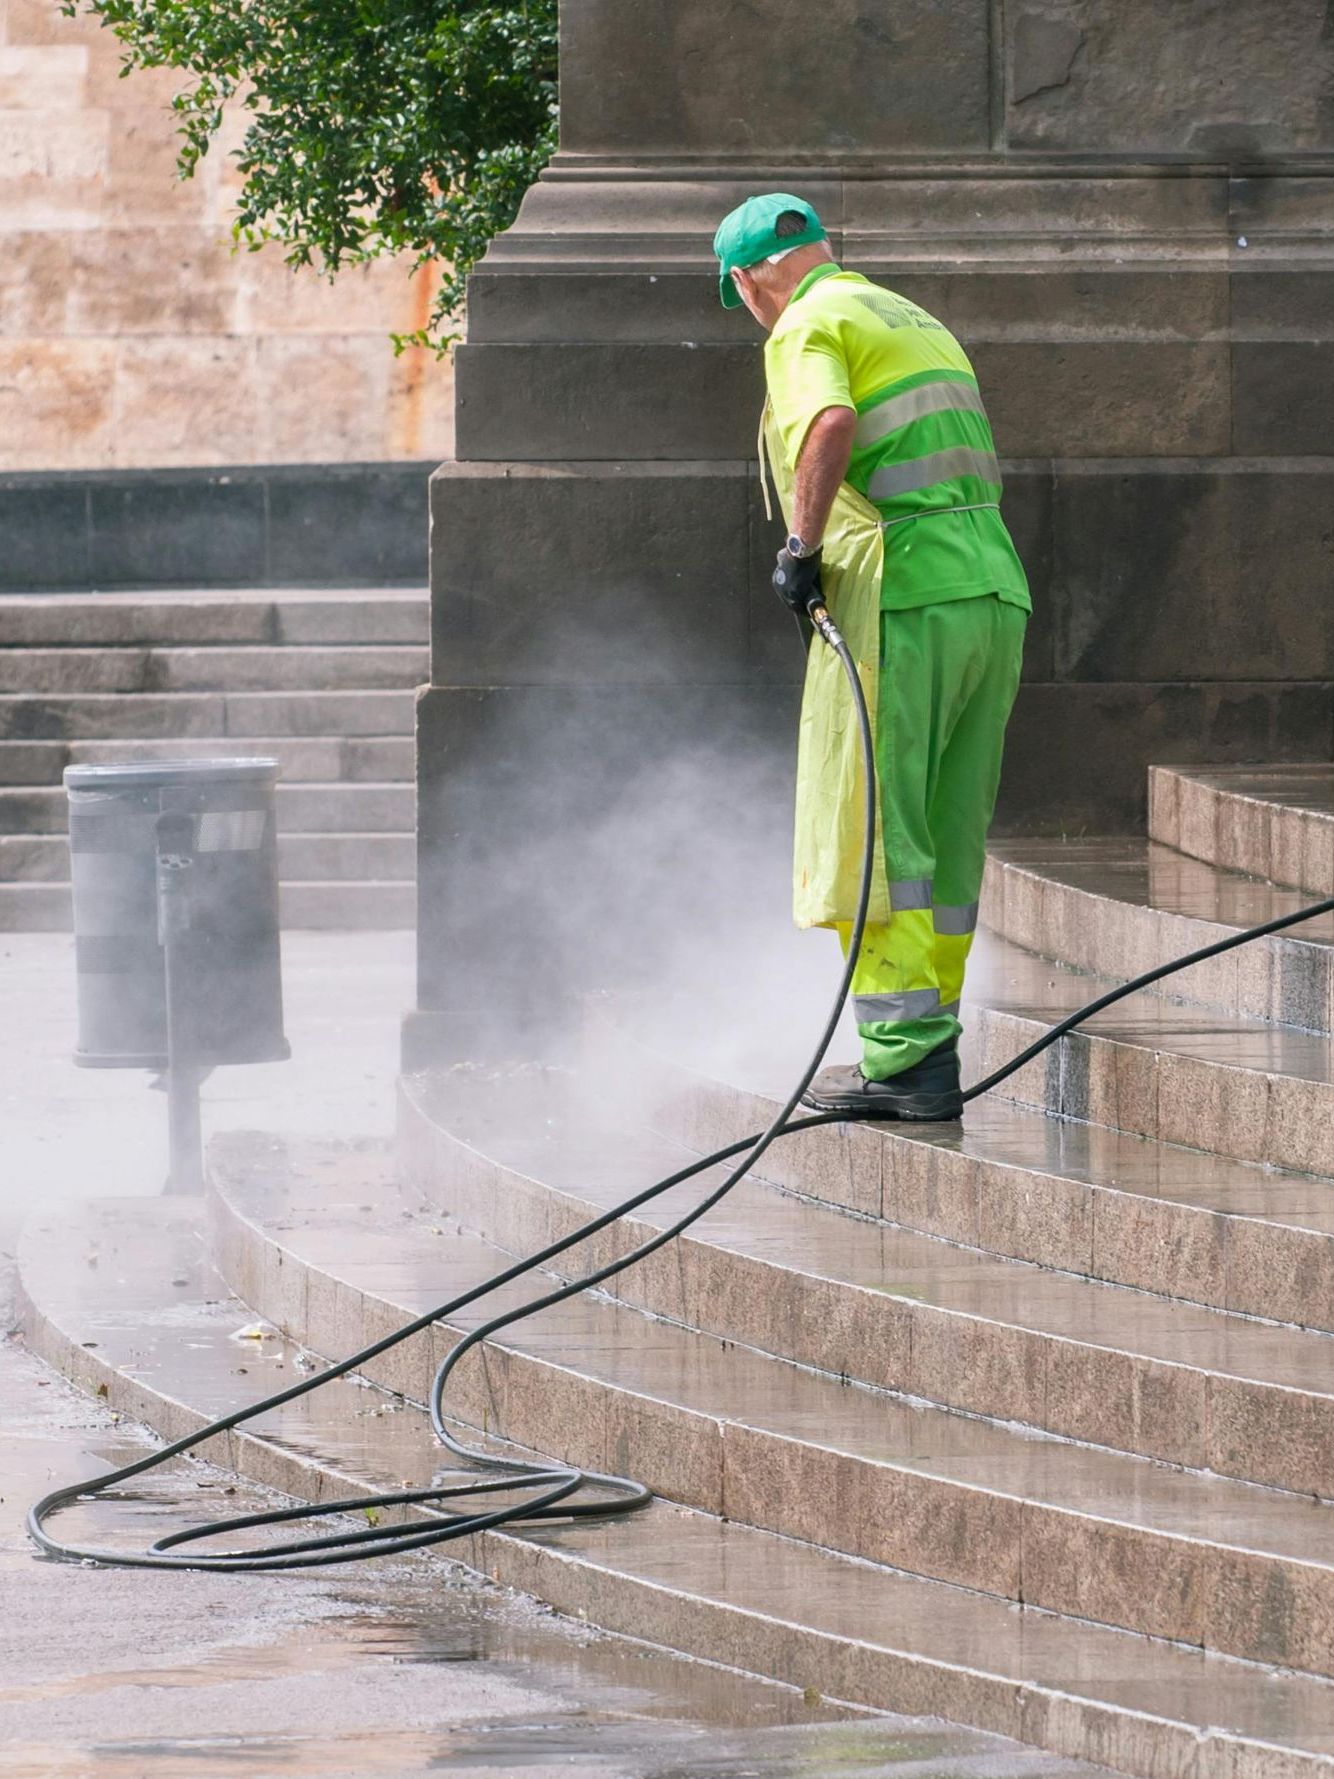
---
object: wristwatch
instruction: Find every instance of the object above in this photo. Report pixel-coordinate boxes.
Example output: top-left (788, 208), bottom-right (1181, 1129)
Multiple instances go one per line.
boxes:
top-left (786, 532), bottom-right (820, 559)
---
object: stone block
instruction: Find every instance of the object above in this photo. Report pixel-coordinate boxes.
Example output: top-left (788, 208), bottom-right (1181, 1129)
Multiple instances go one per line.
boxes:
top-left (1053, 462), bottom-right (1334, 683)
top-left (102, 106), bottom-right (201, 225)
top-left (0, 340), bottom-right (115, 473)
top-left (87, 472), bottom-right (266, 587)
top-left (222, 690), bottom-right (415, 738)
top-left (1231, 268), bottom-right (1334, 339)
top-left (974, 1159), bottom-right (1092, 1276)
top-left (65, 227), bottom-right (239, 338)
top-left (239, 247), bottom-right (429, 337)
top-left (1234, 343), bottom-right (1334, 454)
top-left (386, 343), bottom-right (455, 465)
top-left (1000, 467), bottom-right (1054, 680)
top-left (0, 740), bottom-right (66, 784)
top-left (0, 106), bottom-right (105, 180)
top-left (0, 231), bottom-right (72, 336)
top-left (0, 833), bottom-right (68, 881)
top-left (909, 1310), bottom-right (1046, 1428)
top-left (1091, 1189), bottom-right (1226, 1311)
top-left (843, 172), bottom-right (1231, 251)
top-left (974, 342), bottom-right (1230, 458)
top-left (0, 646), bottom-right (146, 694)
top-left (252, 334), bottom-right (389, 463)
top-left (560, 0), bottom-right (991, 156)
top-left (0, 477), bottom-right (88, 589)
top-left (1003, 0), bottom-right (1334, 155)
top-left (1208, 1546), bottom-right (1334, 1676)
top-left (454, 342), bottom-right (762, 462)
top-left (1021, 1507), bottom-right (1206, 1648)
top-left (276, 782), bottom-right (414, 833)
top-left (267, 466), bottom-right (433, 586)
top-left (994, 682), bottom-right (1333, 838)
top-left (107, 335), bottom-right (261, 468)
top-left (0, 690), bottom-right (227, 740)
top-left (268, 597), bottom-right (426, 650)
top-left (415, 680), bottom-right (799, 1015)
top-left (429, 459), bottom-right (757, 686)
top-left (146, 643), bottom-right (425, 694)
top-left (466, 270), bottom-right (756, 347)
top-left (878, 268), bottom-right (1230, 344)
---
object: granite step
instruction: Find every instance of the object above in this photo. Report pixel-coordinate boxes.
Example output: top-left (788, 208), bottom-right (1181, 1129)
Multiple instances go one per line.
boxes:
top-left (0, 689), bottom-right (417, 740)
top-left (958, 932), bottom-right (1334, 1177)
top-left (0, 779), bottom-right (414, 835)
top-left (616, 927), bottom-right (1334, 1181)
top-left (0, 734), bottom-right (415, 785)
top-left (201, 1132), bottom-right (1334, 1681)
top-left (0, 588), bottom-right (428, 647)
top-left (397, 1066), bottom-right (1334, 1497)
top-left (279, 880), bottom-right (415, 930)
top-left (0, 643), bottom-right (428, 695)
top-left (982, 837), bottom-right (1333, 1033)
top-left (0, 828), bottom-right (414, 883)
top-left (22, 1193), bottom-right (1332, 1779)
top-left (0, 877), bottom-right (413, 931)
top-left (0, 878), bottom-right (70, 930)
top-left (1150, 764), bottom-right (1334, 899)
top-left (606, 1020), bottom-right (1334, 1333)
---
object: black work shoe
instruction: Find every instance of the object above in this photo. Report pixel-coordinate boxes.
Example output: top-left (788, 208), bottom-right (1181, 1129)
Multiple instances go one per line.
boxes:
top-left (801, 1040), bottom-right (963, 1121)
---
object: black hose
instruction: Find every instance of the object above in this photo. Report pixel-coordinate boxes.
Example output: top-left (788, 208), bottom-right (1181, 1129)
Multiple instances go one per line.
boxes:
top-left (27, 612), bottom-right (1334, 1570)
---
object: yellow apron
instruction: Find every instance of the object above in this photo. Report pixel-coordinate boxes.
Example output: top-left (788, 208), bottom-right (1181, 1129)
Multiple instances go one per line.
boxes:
top-left (762, 406), bottom-right (890, 930)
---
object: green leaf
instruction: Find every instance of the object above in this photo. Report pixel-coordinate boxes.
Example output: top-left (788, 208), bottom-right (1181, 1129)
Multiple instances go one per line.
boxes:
top-left (66, 0), bottom-right (559, 347)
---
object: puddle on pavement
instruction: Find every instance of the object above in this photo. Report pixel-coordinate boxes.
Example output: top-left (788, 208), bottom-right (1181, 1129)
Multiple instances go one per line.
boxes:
top-left (2, 1314), bottom-right (1102, 1779)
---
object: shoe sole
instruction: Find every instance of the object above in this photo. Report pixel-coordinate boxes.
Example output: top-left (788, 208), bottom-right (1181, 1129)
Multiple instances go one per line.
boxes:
top-left (800, 1090), bottom-right (964, 1121)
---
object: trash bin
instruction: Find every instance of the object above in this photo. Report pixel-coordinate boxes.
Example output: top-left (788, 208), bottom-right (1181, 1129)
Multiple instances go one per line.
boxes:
top-left (65, 759), bottom-right (289, 1069)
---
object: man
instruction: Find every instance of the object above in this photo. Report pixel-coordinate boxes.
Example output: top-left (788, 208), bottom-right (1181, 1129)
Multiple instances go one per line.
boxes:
top-left (713, 193), bottom-right (1030, 1120)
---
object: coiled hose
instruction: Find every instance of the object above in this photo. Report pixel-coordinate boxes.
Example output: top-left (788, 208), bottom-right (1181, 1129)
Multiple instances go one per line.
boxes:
top-left (29, 609), bottom-right (1334, 1569)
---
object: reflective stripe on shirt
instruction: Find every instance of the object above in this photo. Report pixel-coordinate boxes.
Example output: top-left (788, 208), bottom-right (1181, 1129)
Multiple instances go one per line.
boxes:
top-left (854, 378), bottom-right (988, 450)
top-left (868, 446), bottom-right (1002, 503)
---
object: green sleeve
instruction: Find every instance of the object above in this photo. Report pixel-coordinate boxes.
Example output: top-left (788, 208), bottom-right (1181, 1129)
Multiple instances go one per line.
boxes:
top-left (765, 315), bottom-right (854, 470)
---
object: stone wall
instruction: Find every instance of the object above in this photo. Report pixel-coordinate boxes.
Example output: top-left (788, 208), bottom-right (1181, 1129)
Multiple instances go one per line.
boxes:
top-left (0, 0), bottom-right (453, 470)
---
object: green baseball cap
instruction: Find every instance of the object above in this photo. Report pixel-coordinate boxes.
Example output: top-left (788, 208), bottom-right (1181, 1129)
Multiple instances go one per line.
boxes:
top-left (713, 192), bottom-right (827, 309)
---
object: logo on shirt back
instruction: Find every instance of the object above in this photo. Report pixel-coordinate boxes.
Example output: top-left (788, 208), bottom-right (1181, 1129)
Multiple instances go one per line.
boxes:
top-left (853, 291), bottom-right (945, 332)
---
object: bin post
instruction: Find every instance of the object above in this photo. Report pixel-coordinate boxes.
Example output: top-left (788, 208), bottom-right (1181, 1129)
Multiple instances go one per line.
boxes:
top-left (155, 810), bottom-right (203, 1194)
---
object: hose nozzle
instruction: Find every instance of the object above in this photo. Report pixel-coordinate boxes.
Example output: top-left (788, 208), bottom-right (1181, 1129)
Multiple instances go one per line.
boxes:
top-left (807, 602), bottom-right (845, 650)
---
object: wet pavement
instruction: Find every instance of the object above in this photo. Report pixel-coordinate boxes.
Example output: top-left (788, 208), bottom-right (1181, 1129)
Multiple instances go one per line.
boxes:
top-left (0, 929), bottom-right (1104, 1779)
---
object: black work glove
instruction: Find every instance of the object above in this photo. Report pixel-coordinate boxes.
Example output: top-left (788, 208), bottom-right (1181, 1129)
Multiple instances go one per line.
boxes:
top-left (772, 545), bottom-right (823, 617)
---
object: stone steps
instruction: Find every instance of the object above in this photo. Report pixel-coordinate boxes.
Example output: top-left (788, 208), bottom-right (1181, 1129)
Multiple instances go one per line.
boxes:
top-left (0, 689), bottom-right (418, 740)
top-left (395, 1068), bottom-right (1334, 1498)
top-left (1150, 764), bottom-right (1334, 900)
top-left (17, 760), bottom-right (1334, 1772)
top-left (0, 588), bottom-right (424, 928)
top-left (0, 828), bottom-right (415, 882)
top-left (603, 1015), bottom-right (1334, 1331)
top-left (24, 1193), bottom-right (1330, 1779)
top-left (0, 734), bottom-right (415, 784)
top-left (983, 837), bottom-right (1333, 1032)
top-left (0, 779), bottom-right (414, 834)
top-left (0, 876), bottom-right (415, 931)
top-left (0, 589), bottom-right (429, 647)
top-left (0, 644), bottom-right (428, 693)
top-left (195, 1131), bottom-right (1334, 1681)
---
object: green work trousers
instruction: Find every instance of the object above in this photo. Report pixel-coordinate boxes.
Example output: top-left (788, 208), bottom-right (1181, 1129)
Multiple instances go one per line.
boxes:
top-left (835, 593), bottom-right (1026, 1079)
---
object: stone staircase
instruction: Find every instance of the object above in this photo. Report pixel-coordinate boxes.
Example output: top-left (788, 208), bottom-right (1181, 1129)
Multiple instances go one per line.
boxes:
top-left (0, 588), bottom-right (426, 928)
top-left (16, 760), bottom-right (1334, 1778)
